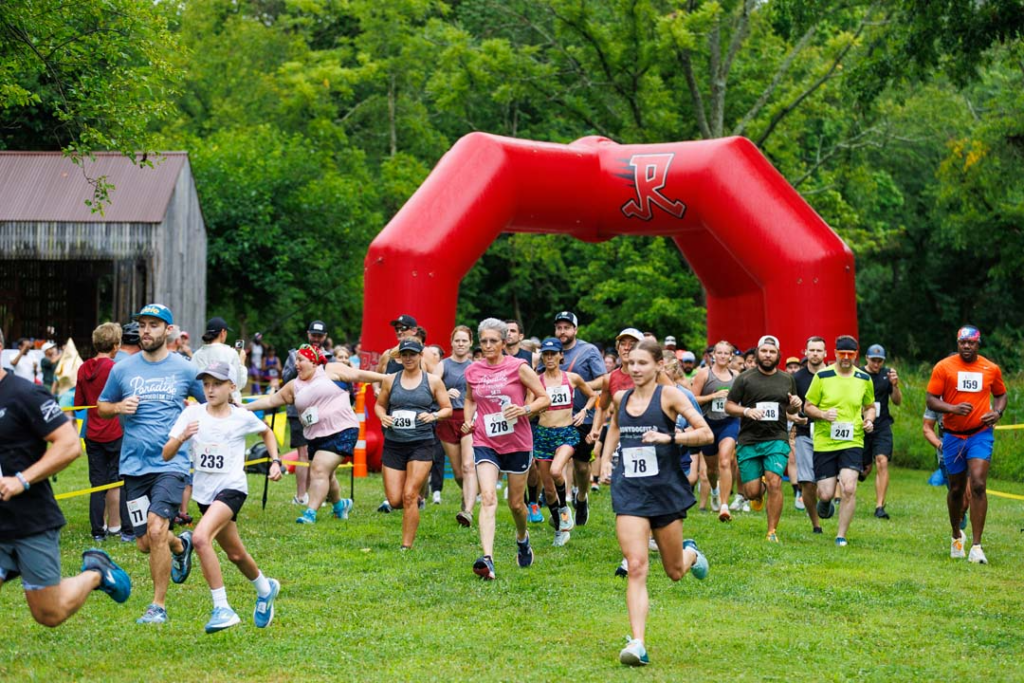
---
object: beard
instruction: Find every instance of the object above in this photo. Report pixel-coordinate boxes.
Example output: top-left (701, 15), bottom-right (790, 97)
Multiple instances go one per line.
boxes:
top-left (757, 357), bottom-right (777, 372)
top-left (141, 331), bottom-right (167, 352)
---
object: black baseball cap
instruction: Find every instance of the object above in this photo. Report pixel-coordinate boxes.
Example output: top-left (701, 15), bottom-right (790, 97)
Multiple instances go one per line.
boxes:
top-left (390, 314), bottom-right (417, 328)
top-left (307, 320), bottom-right (327, 335)
top-left (206, 317), bottom-right (232, 334)
top-left (398, 339), bottom-right (424, 354)
top-left (554, 311), bottom-right (578, 326)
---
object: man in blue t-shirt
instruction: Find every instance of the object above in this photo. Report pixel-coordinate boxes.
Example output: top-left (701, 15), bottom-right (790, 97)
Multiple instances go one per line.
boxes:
top-left (99, 304), bottom-right (205, 625)
top-left (553, 310), bottom-right (607, 526)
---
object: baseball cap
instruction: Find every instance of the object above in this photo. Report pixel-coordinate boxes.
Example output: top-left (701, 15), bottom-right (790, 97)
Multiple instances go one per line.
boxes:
top-left (554, 311), bottom-right (578, 327)
top-left (957, 325), bottom-right (981, 342)
top-left (308, 320), bottom-right (328, 335)
top-left (835, 336), bottom-right (859, 352)
top-left (866, 344), bottom-right (886, 360)
top-left (205, 316), bottom-right (232, 335)
top-left (540, 337), bottom-right (563, 353)
top-left (390, 314), bottom-right (417, 329)
top-left (785, 356), bottom-right (800, 365)
top-left (398, 339), bottom-right (424, 354)
top-left (134, 303), bottom-right (173, 325)
top-left (41, 341), bottom-right (55, 352)
top-left (757, 334), bottom-right (779, 348)
top-left (616, 328), bottom-right (644, 342)
top-left (680, 351), bottom-right (696, 362)
top-left (197, 361), bottom-right (234, 383)
top-left (664, 335), bottom-right (677, 347)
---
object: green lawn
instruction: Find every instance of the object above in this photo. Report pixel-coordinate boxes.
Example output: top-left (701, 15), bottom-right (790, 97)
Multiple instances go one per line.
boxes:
top-left (3, 459), bottom-right (1024, 682)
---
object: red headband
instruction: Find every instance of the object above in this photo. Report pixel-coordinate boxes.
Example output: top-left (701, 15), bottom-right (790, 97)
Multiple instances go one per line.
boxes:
top-left (298, 344), bottom-right (325, 365)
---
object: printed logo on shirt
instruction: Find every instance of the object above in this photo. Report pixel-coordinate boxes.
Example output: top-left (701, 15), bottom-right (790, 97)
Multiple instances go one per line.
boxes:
top-left (40, 399), bottom-right (63, 423)
top-left (128, 375), bottom-right (180, 401)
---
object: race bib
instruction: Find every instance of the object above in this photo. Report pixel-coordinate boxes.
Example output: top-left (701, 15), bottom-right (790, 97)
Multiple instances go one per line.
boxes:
top-left (831, 422), bottom-right (854, 441)
top-left (484, 411), bottom-right (516, 437)
top-left (195, 442), bottom-right (227, 473)
top-left (126, 495), bottom-right (150, 527)
top-left (392, 410), bottom-right (417, 430)
top-left (711, 397), bottom-right (726, 413)
top-left (957, 372), bottom-right (982, 393)
top-left (622, 446), bottom-right (659, 478)
top-left (547, 385), bottom-right (571, 407)
top-left (300, 406), bottom-right (319, 427)
top-left (757, 402), bottom-right (780, 422)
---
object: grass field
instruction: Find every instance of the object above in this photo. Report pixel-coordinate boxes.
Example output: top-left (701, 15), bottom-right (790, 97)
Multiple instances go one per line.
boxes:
top-left (3, 458), bottom-right (1024, 682)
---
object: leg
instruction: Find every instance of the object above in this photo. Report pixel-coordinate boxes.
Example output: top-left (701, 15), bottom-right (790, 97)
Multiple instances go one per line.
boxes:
top-left (836, 468), bottom-right (859, 539)
top-left (572, 458), bottom-right (591, 504)
top-left (215, 521), bottom-right (260, 581)
top-left (816, 476), bottom-right (838, 504)
top-left (616, 515), bottom-right (653, 642)
top-left (802, 482), bottom-right (820, 528)
top-left (651, 519), bottom-right (696, 581)
top-left (180, 484), bottom-right (193, 518)
top-left (460, 434), bottom-right (478, 514)
top-left (430, 440), bottom-right (445, 495)
top-left (506, 472), bottom-right (529, 540)
top-left (295, 445), bottom-right (310, 498)
top-left (24, 574), bottom-right (102, 628)
top-left (383, 465), bottom-right (407, 510)
top-left (718, 439), bottom-right (736, 511)
top-left (874, 455), bottom-right (890, 509)
top-left (476, 462), bottom-right (500, 557)
top-left (702, 453), bottom-right (716, 510)
top-left (306, 450), bottom-right (344, 511)
top-left (538, 459), bottom-right (557, 507)
top-left (401, 460), bottom-right (434, 547)
top-left (145, 513), bottom-right (180, 607)
top-left (764, 472), bottom-right (783, 534)
top-left (967, 458), bottom-right (990, 546)
top-left (105, 489), bottom-right (122, 532)
top-left (192, 503), bottom-right (235, 591)
top-left (85, 440), bottom-right (107, 537)
top-left (441, 440), bottom-right (464, 489)
top-left (947, 471), bottom-right (969, 537)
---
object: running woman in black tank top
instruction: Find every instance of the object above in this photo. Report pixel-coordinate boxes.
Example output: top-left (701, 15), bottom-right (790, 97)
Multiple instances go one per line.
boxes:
top-left (600, 340), bottom-right (713, 668)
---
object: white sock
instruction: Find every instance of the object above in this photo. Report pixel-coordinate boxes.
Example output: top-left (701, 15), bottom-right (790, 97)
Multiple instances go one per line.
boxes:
top-left (251, 571), bottom-right (272, 598)
top-left (107, 526), bottom-right (121, 534)
top-left (211, 586), bottom-right (229, 609)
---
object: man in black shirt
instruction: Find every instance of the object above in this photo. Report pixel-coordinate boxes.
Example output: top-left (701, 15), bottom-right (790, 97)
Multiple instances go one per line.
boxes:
top-left (861, 344), bottom-right (902, 519)
top-left (0, 328), bottom-right (131, 626)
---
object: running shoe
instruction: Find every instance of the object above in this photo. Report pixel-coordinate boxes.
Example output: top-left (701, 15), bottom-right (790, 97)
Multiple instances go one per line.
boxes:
top-left (835, 537), bottom-right (848, 547)
top-left (648, 537), bottom-right (660, 553)
top-left (253, 578), bottom-right (281, 628)
top-left (813, 526), bottom-right (823, 534)
top-left (683, 539), bottom-right (708, 580)
top-left (794, 491), bottom-right (805, 511)
top-left (418, 496), bottom-right (426, 510)
top-left (291, 493), bottom-right (309, 506)
top-left (615, 558), bottom-right (629, 577)
top-left (516, 534), bottom-right (534, 568)
top-left (332, 498), bottom-right (353, 520)
top-left (296, 508), bottom-right (317, 524)
top-left (205, 606), bottom-right (240, 634)
top-left (553, 530), bottom-right (571, 547)
top-left (575, 496), bottom-right (589, 527)
top-left (766, 532), bottom-right (780, 543)
top-left (81, 548), bottom-right (132, 603)
top-left (432, 490), bottom-right (442, 505)
top-left (750, 497), bottom-right (765, 512)
top-left (136, 603), bottom-right (168, 624)
top-left (92, 533), bottom-right (107, 543)
top-left (473, 555), bottom-right (495, 580)
top-left (968, 544), bottom-right (988, 564)
top-left (619, 637), bottom-right (649, 667)
top-left (874, 506), bottom-right (890, 520)
top-left (590, 482), bottom-right (600, 492)
top-left (120, 531), bottom-right (135, 543)
top-left (171, 531), bottom-right (193, 584)
top-left (729, 494), bottom-right (745, 511)
top-left (558, 506), bottom-right (575, 532)
top-left (816, 499), bottom-right (836, 519)
top-left (742, 499), bottom-right (751, 512)
top-left (456, 510), bottom-right (472, 527)
top-left (718, 504), bottom-right (732, 522)
top-left (711, 487), bottom-right (721, 510)
top-left (951, 531), bottom-right (966, 559)
top-left (527, 503), bottom-right (543, 524)
top-left (377, 499), bottom-right (392, 513)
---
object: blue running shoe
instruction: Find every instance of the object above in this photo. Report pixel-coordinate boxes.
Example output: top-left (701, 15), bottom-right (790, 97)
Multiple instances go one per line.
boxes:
top-left (171, 531), bottom-right (193, 584)
top-left (619, 637), bottom-right (649, 666)
top-left (516, 534), bottom-right (534, 568)
top-left (332, 499), bottom-right (353, 520)
top-left (527, 503), bottom-right (543, 524)
top-left (296, 508), bottom-right (317, 524)
top-left (835, 537), bottom-right (848, 547)
top-left (253, 578), bottom-right (280, 628)
top-left (136, 603), bottom-right (168, 624)
top-left (81, 548), bottom-right (131, 603)
top-left (683, 539), bottom-right (709, 580)
top-left (473, 555), bottom-right (495, 580)
top-left (204, 606), bottom-right (240, 634)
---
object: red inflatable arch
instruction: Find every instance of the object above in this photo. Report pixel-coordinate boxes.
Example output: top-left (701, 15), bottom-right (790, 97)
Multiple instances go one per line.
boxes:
top-left (359, 133), bottom-right (856, 365)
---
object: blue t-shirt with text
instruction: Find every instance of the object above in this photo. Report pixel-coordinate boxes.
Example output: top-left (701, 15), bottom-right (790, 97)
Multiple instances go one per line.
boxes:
top-left (99, 352), bottom-right (205, 476)
top-left (559, 339), bottom-right (606, 424)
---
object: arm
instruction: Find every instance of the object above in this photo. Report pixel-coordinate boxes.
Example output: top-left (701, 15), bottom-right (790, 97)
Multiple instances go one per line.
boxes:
top-left (0, 421), bottom-right (81, 501)
top-left (981, 393), bottom-right (1009, 427)
top-left (922, 418), bottom-right (943, 450)
top-left (162, 420), bottom-right (198, 461)
top-left (925, 392), bottom-right (972, 416)
top-left (646, 387), bottom-right (712, 447)
top-left (374, 376), bottom-right (394, 428)
top-left (515, 365), bottom-right (552, 419)
top-left (246, 382), bottom-right (293, 412)
top-left (589, 375), bottom-right (611, 442)
top-left (889, 368), bottom-right (902, 406)
top-left (461, 382), bottom-right (476, 434)
top-left (327, 362), bottom-right (387, 385)
top-left (97, 395), bottom-right (138, 419)
top-left (570, 371), bottom-right (598, 427)
top-left (421, 375), bottom-right (453, 423)
top-left (263, 428), bottom-right (282, 481)
top-left (599, 394), bottom-right (622, 483)
top-left (803, 401), bottom-right (837, 422)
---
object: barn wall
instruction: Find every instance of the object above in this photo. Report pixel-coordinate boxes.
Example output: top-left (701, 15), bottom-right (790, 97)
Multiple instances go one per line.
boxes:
top-left (153, 161), bottom-right (207, 339)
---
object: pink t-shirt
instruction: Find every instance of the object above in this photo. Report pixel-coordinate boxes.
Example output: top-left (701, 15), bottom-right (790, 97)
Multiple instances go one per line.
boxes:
top-left (293, 367), bottom-right (358, 439)
top-left (465, 355), bottom-right (532, 454)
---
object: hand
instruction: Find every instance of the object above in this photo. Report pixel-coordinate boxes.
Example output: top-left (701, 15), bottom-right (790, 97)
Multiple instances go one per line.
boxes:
top-left (600, 458), bottom-right (612, 484)
top-left (461, 421), bottom-right (473, 434)
top-left (788, 393), bottom-right (803, 409)
top-left (18, 339), bottom-right (31, 352)
top-left (980, 410), bottom-right (1002, 426)
top-left (447, 388), bottom-right (461, 400)
top-left (715, 389), bottom-right (729, 399)
top-left (586, 427), bottom-right (600, 444)
top-left (0, 476), bottom-right (27, 501)
top-left (120, 396), bottom-right (140, 415)
top-left (824, 408), bottom-right (838, 422)
top-left (268, 463), bottom-right (283, 482)
top-left (503, 404), bottom-right (525, 420)
top-left (179, 421), bottom-right (200, 442)
top-left (572, 410), bottom-right (587, 427)
top-left (239, 350), bottom-right (247, 364)
top-left (952, 402), bottom-right (973, 416)
top-left (888, 368), bottom-right (899, 387)
top-left (380, 415), bottom-right (395, 428)
top-left (863, 419), bottom-right (874, 434)
top-left (745, 407), bottom-right (765, 421)
top-left (417, 412), bottom-right (435, 424)
top-left (791, 414), bottom-right (808, 426)
top-left (641, 430), bottom-right (668, 445)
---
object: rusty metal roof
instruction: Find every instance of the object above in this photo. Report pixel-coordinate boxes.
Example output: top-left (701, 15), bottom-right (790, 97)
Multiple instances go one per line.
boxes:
top-left (0, 151), bottom-right (188, 223)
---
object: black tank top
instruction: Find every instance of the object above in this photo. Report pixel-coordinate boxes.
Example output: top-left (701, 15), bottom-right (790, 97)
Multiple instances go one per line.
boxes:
top-left (611, 385), bottom-right (695, 517)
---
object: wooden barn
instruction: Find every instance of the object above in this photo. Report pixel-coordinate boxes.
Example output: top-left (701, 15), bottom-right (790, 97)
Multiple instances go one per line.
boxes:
top-left (0, 152), bottom-right (207, 350)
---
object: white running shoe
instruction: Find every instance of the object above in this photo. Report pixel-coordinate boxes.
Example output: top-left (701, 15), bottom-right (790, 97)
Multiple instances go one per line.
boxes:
top-left (553, 530), bottom-right (571, 547)
top-left (648, 537), bottom-right (659, 553)
top-left (951, 531), bottom-right (966, 559)
top-left (968, 544), bottom-right (988, 564)
top-left (291, 493), bottom-right (309, 506)
top-left (558, 506), bottom-right (575, 532)
top-left (729, 494), bottom-right (746, 511)
top-left (742, 499), bottom-right (751, 512)
top-left (432, 490), bottom-right (442, 505)
top-left (795, 492), bottom-right (805, 511)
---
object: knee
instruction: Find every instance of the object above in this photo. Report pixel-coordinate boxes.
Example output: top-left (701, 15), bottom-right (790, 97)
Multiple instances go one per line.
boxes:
top-left (766, 477), bottom-right (782, 493)
top-left (552, 471), bottom-right (565, 486)
top-left (666, 565), bottom-right (684, 582)
top-left (402, 491), bottom-right (419, 510)
top-left (508, 498), bottom-right (526, 516)
top-left (841, 480), bottom-right (857, 497)
top-left (875, 457), bottom-right (888, 471)
top-left (31, 605), bottom-right (66, 628)
top-left (479, 491), bottom-right (498, 507)
top-left (146, 525), bottom-right (167, 546)
top-left (192, 532), bottom-right (212, 552)
top-left (969, 480), bottom-right (987, 499)
top-left (624, 554), bottom-right (649, 579)
top-left (225, 549), bottom-right (248, 565)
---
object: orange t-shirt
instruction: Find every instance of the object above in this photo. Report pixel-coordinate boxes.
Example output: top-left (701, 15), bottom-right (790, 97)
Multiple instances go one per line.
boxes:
top-left (926, 354), bottom-right (1006, 434)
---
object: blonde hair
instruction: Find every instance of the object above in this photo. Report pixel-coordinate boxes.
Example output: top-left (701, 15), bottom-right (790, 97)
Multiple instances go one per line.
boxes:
top-left (92, 322), bottom-right (122, 353)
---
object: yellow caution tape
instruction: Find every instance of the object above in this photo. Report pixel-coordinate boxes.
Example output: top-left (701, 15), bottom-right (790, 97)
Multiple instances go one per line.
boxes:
top-left (994, 424), bottom-right (1024, 430)
top-left (988, 489), bottom-right (1024, 502)
top-left (62, 405), bottom-right (96, 411)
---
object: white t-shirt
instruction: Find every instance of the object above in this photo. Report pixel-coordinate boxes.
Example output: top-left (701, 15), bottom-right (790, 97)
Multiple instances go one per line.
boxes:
top-left (169, 403), bottom-right (268, 505)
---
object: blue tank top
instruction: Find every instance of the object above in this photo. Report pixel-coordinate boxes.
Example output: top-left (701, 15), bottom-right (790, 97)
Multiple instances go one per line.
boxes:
top-left (611, 385), bottom-right (695, 518)
top-left (386, 371), bottom-right (435, 443)
top-left (441, 357), bottom-right (470, 409)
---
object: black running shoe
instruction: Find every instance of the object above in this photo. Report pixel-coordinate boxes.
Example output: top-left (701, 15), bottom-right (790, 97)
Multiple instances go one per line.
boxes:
top-left (575, 496), bottom-right (589, 527)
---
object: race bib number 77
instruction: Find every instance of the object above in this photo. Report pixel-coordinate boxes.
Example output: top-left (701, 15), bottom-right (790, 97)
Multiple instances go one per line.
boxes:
top-left (127, 495), bottom-right (150, 527)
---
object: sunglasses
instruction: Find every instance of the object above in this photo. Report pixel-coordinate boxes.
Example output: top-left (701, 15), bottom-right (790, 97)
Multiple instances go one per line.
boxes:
top-left (836, 350), bottom-right (857, 359)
